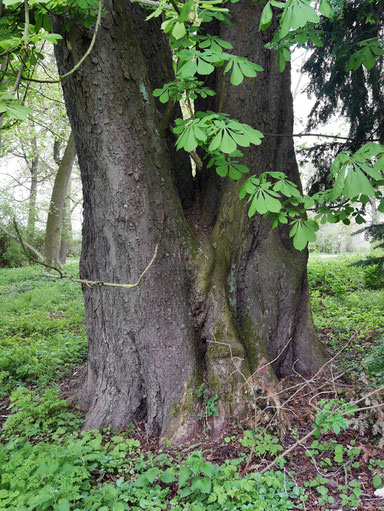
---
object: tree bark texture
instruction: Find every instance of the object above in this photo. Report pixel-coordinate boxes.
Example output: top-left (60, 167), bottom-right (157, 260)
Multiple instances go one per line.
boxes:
top-left (55, 0), bottom-right (327, 443)
top-left (45, 133), bottom-right (76, 266)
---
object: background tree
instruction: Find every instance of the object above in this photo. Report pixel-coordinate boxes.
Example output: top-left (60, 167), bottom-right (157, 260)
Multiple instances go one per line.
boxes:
top-left (302, 0), bottom-right (384, 267)
top-left (44, 132), bottom-right (76, 266)
top-left (302, 0), bottom-right (384, 198)
top-left (0, 62), bottom-right (82, 265)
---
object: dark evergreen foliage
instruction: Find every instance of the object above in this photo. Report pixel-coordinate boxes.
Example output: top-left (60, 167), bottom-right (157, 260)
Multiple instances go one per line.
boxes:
top-left (300, 0), bottom-right (384, 194)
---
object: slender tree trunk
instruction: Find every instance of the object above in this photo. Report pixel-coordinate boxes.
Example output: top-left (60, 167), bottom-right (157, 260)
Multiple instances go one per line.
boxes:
top-left (59, 177), bottom-right (73, 264)
top-left (45, 133), bottom-right (76, 266)
top-left (26, 139), bottom-right (39, 240)
top-left (55, 0), bottom-right (327, 443)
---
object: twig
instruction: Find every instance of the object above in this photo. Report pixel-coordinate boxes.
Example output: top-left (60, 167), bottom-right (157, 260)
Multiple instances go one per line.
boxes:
top-left (59, 0), bottom-right (103, 80)
top-left (0, 221), bottom-right (159, 289)
top-left (44, 244), bottom-right (158, 289)
top-left (257, 429), bottom-right (315, 475)
top-left (264, 132), bottom-right (382, 142)
top-left (246, 338), bottom-right (292, 385)
top-left (15, 0), bottom-right (103, 85)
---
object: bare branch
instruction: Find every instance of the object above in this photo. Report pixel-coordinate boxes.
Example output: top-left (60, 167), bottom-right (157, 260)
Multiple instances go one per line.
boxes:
top-left (0, 221), bottom-right (159, 290)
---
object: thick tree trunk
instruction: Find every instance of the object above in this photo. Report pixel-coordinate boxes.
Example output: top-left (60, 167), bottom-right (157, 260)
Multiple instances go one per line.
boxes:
top-left (55, 0), bottom-right (327, 442)
top-left (45, 134), bottom-right (76, 266)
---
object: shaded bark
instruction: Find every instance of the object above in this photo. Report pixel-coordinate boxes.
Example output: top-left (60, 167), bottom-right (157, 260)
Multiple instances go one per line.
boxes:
top-left (45, 133), bottom-right (76, 266)
top-left (55, 0), bottom-right (327, 442)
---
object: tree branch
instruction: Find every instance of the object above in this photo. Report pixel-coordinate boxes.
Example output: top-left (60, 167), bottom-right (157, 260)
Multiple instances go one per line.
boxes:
top-left (264, 132), bottom-right (382, 142)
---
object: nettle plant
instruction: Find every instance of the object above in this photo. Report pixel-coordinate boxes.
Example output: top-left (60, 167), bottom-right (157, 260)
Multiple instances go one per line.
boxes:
top-left (1, 0), bottom-right (384, 248)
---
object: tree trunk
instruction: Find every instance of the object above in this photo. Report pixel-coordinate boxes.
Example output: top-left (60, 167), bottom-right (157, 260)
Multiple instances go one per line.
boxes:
top-left (55, 0), bottom-right (327, 443)
top-left (59, 177), bottom-right (73, 264)
top-left (26, 140), bottom-right (39, 240)
top-left (45, 133), bottom-right (76, 267)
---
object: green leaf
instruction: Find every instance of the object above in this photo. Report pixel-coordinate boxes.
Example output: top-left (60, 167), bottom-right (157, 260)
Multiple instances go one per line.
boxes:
top-left (160, 470), bottom-right (177, 483)
top-left (112, 503), bottom-right (127, 511)
top-left (259, 2), bottom-right (273, 30)
top-left (172, 22), bottom-right (186, 40)
top-left (178, 487), bottom-right (193, 498)
top-left (208, 131), bottom-right (222, 152)
top-left (264, 192), bottom-right (281, 213)
top-left (4, 104), bottom-right (34, 121)
top-left (216, 164), bottom-right (228, 177)
top-left (242, 125), bottom-right (263, 145)
top-left (56, 500), bottom-right (70, 511)
top-left (363, 49), bottom-right (376, 70)
top-left (373, 475), bottom-right (382, 489)
top-left (230, 62), bottom-right (244, 85)
top-left (279, 5), bottom-right (294, 39)
top-left (290, 220), bottom-right (318, 250)
top-left (197, 58), bottom-right (214, 75)
top-left (200, 477), bottom-right (212, 493)
top-left (220, 130), bottom-right (237, 153)
top-left (40, 33), bottom-right (62, 43)
top-left (178, 466), bottom-right (191, 487)
top-left (228, 165), bottom-right (242, 180)
top-left (179, 60), bottom-right (197, 78)
top-left (179, 0), bottom-right (194, 21)
top-left (319, 0), bottom-right (333, 18)
top-left (292, 226), bottom-right (307, 250)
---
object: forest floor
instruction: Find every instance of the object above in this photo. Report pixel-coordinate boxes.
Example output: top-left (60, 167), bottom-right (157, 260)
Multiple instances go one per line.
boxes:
top-left (0, 253), bottom-right (383, 510)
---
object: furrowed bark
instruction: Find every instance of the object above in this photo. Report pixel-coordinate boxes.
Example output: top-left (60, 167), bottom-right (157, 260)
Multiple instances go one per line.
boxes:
top-left (55, 0), bottom-right (199, 441)
top-left (54, 0), bottom-right (327, 443)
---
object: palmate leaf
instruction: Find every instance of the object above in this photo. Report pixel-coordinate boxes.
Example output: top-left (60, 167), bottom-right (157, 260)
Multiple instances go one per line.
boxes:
top-left (278, 0), bottom-right (319, 40)
top-left (224, 57), bottom-right (263, 85)
top-left (247, 190), bottom-right (282, 217)
top-left (289, 219), bottom-right (319, 251)
top-left (3, 103), bottom-right (34, 120)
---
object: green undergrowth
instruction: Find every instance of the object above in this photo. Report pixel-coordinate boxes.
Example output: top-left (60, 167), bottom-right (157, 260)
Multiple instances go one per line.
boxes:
top-left (308, 251), bottom-right (384, 380)
top-left (0, 387), bottom-right (303, 510)
top-left (0, 261), bottom-right (86, 396)
top-left (0, 434), bottom-right (301, 511)
top-left (1, 385), bottom-right (381, 511)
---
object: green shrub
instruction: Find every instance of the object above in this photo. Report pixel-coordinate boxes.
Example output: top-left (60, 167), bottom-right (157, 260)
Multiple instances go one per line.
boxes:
top-left (0, 233), bottom-right (28, 268)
